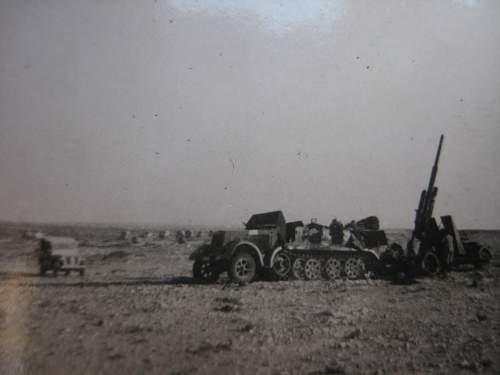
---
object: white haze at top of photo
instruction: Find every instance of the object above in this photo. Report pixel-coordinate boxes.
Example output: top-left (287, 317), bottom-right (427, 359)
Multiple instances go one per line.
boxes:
top-left (171, 0), bottom-right (346, 34)
top-left (0, 0), bottom-right (499, 229)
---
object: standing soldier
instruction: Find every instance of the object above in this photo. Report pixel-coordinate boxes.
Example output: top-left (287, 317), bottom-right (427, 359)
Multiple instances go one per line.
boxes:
top-left (329, 219), bottom-right (344, 245)
top-left (437, 229), bottom-right (455, 271)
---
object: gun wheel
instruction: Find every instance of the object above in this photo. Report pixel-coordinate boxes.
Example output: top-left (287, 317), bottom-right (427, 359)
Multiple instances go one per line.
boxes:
top-left (292, 258), bottom-right (306, 280)
top-left (53, 260), bottom-right (62, 277)
top-left (304, 258), bottom-right (322, 280)
top-left (475, 247), bottom-right (492, 269)
top-left (272, 251), bottom-right (291, 279)
top-left (421, 252), bottom-right (440, 275)
top-left (345, 257), bottom-right (365, 279)
top-left (324, 258), bottom-right (342, 279)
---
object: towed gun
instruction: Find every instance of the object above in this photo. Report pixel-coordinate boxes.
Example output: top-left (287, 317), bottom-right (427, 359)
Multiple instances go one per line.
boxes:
top-left (405, 134), bottom-right (492, 272)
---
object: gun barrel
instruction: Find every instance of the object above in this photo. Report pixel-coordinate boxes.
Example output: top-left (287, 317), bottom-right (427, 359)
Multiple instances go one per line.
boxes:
top-left (411, 135), bottom-right (444, 242)
top-left (426, 134), bottom-right (444, 196)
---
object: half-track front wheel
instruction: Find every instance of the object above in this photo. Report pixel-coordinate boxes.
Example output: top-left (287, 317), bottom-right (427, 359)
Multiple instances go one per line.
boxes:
top-left (272, 251), bottom-right (291, 280)
top-left (193, 261), bottom-right (219, 284)
top-left (324, 258), bottom-right (342, 280)
top-left (292, 258), bottom-right (306, 280)
top-left (229, 252), bottom-right (257, 284)
top-left (304, 258), bottom-right (322, 280)
top-left (345, 257), bottom-right (365, 279)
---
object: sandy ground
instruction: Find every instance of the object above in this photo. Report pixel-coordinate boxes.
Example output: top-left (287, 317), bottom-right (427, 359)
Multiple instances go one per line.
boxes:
top-left (0, 228), bottom-right (499, 375)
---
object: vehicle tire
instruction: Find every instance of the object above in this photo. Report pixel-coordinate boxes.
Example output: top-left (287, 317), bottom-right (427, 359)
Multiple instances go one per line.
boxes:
top-left (324, 258), bottom-right (342, 280)
top-left (193, 261), bottom-right (219, 284)
top-left (53, 259), bottom-right (62, 277)
top-left (304, 258), bottom-right (322, 280)
top-left (345, 257), bottom-right (365, 279)
top-left (292, 258), bottom-right (306, 280)
top-left (421, 252), bottom-right (441, 275)
top-left (475, 247), bottom-right (492, 269)
top-left (272, 251), bottom-right (291, 280)
top-left (229, 252), bottom-right (257, 284)
top-left (390, 243), bottom-right (405, 260)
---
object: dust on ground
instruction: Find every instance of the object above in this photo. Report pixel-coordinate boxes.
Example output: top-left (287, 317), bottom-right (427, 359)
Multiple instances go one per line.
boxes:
top-left (0, 226), bottom-right (499, 375)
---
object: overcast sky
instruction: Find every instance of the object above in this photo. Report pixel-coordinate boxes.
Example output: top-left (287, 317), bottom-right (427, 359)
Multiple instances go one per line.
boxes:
top-left (1, 0), bottom-right (499, 229)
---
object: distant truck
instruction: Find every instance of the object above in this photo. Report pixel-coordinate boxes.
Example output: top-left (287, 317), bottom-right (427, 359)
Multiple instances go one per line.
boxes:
top-left (37, 236), bottom-right (85, 276)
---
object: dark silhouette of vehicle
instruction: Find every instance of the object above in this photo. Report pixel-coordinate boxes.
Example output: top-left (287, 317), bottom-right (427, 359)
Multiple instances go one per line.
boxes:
top-left (37, 237), bottom-right (85, 277)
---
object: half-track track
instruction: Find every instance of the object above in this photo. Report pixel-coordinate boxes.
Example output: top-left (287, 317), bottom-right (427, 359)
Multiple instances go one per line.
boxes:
top-left (274, 247), bottom-right (380, 281)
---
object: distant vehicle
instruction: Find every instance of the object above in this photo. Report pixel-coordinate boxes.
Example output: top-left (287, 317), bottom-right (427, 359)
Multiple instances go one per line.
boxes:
top-left (37, 237), bottom-right (85, 277)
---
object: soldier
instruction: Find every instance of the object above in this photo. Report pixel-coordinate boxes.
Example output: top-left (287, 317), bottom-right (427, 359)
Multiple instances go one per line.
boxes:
top-left (306, 219), bottom-right (323, 244)
top-left (437, 229), bottom-right (454, 271)
top-left (329, 218), bottom-right (344, 245)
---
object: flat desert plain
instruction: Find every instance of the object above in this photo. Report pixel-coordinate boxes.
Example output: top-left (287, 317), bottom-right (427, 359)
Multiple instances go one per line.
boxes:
top-left (0, 224), bottom-right (499, 375)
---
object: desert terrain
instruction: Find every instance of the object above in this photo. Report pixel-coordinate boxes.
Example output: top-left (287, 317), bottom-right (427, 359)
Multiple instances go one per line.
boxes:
top-left (0, 223), bottom-right (499, 375)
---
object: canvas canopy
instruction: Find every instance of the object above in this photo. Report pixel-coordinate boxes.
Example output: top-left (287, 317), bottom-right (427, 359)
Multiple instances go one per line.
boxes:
top-left (42, 236), bottom-right (78, 249)
top-left (246, 211), bottom-right (286, 241)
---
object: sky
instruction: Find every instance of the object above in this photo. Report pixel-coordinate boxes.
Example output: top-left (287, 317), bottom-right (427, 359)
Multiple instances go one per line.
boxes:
top-left (0, 0), bottom-right (499, 229)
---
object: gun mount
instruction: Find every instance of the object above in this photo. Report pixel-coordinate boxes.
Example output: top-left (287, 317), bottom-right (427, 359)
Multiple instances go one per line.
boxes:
top-left (405, 135), bottom-right (491, 274)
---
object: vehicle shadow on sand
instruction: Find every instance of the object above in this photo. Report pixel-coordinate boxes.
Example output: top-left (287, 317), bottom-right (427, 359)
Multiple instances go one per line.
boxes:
top-left (0, 272), bottom-right (205, 287)
top-left (0, 270), bottom-right (423, 287)
top-left (0, 271), bottom-right (42, 280)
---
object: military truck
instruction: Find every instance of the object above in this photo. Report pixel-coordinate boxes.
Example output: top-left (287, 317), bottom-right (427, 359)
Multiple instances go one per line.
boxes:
top-left (37, 236), bottom-right (85, 277)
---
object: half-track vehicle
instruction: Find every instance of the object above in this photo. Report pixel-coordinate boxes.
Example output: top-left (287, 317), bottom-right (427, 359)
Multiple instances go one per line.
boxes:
top-left (190, 211), bottom-right (287, 284)
top-left (37, 236), bottom-right (85, 277)
top-left (190, 211), bottom-right (386, 283)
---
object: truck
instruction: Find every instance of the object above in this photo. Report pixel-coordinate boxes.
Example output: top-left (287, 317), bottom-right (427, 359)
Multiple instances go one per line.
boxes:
top-left (37, 236), bottom-right (86, 277)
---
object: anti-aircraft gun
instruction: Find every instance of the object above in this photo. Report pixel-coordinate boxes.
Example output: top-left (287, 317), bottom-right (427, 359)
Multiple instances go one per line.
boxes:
top-left (405, 135), bottom-right (448, 273)
top-left (406, 135), bottom-right (491, 274)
